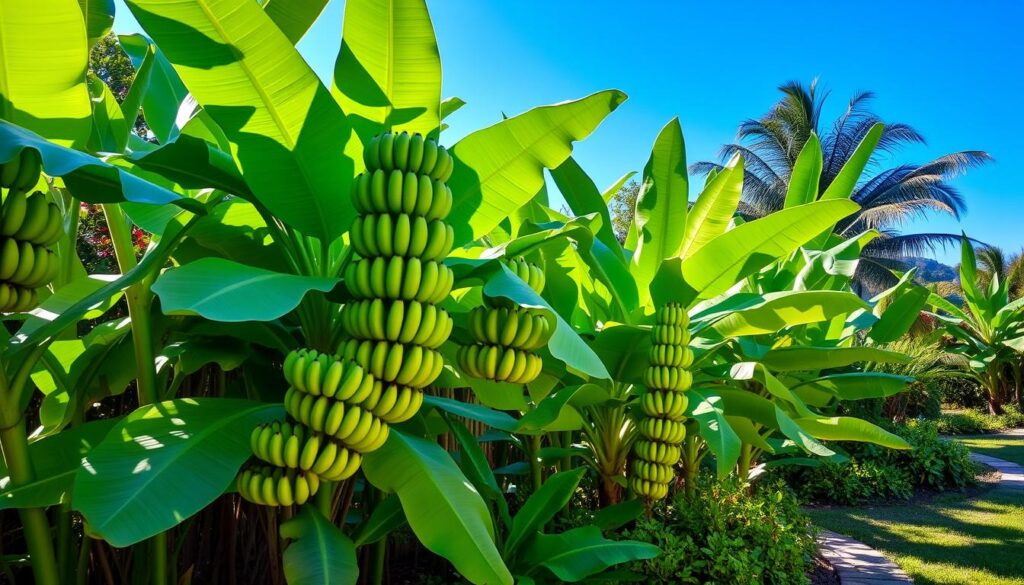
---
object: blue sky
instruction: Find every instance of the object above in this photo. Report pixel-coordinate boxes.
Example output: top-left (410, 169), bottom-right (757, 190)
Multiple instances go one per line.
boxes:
top-left (113, 0), bottom-right (1024, 264)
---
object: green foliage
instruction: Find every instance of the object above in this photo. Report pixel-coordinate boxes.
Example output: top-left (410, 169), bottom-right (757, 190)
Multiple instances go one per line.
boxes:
top-left (937, 405), bottom-right (1024, 434)
top-left (778, 420), bottom-right (977, 504)
top-left (625, 477), bottom-right (816, 585)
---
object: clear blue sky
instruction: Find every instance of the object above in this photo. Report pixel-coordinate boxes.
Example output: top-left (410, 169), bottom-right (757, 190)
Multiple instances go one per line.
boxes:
top-left (113, 0), bottom-right (1024, 264)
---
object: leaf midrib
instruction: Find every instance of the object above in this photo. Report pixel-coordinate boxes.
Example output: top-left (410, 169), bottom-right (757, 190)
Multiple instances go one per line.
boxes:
top-left (190, 0), bottom-right (332, 239)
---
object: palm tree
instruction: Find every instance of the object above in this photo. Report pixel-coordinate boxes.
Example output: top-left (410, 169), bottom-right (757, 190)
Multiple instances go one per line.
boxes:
top-left (976, 246), bottom-right (1024, 299)
top-left (692, 79), bottom-right (992, 292)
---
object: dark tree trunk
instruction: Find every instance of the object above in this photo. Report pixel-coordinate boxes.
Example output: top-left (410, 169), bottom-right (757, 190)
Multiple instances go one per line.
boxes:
top-left (598, 476), bottom-right (622, 507)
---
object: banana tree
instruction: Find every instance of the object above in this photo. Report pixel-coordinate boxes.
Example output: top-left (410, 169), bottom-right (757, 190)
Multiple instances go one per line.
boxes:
top-left (927, 237), bottom-right (1024, 414)
top-left (450, 119), bottom-right (917, 503)
top-left (0, 0), bottom-right (627, 583)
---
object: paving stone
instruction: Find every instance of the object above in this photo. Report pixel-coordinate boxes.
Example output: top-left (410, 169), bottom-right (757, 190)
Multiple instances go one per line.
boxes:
top-left (817, 530), bottom-right (914, 584)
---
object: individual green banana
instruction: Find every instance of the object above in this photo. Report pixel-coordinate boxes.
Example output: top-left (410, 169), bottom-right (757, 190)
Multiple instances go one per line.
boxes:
top-left (0, 190), bottom-right (27, 236)
top-left (13, 192), bottom-right (49, 243)
top-left (13, 149), bottom-right (41, 191)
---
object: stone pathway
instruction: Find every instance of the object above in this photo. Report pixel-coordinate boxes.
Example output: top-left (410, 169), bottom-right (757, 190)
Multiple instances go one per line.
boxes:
top-left (816, 449), bottom-right (1024, 584)
top-left (817, 530), bottom-right (913, 584)
top-left (970, 452), bottom-right (1024, 490)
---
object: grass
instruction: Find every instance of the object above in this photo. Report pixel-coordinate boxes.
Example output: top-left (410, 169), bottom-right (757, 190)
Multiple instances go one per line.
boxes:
top-left (960, 434), bottom-right (1024, 466)
top-left (809, 434), bottom-right (1024, 585)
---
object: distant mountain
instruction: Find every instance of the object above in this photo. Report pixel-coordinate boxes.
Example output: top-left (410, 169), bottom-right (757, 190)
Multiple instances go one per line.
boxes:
top-left (904, 256), bottom-right (957, 284)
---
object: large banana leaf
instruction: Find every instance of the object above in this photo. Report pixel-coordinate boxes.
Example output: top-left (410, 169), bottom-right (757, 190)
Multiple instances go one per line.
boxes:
top-left (126, 0), bottom-right (357, 241)
top-left (687, 388), bottom-right (741, 477)
top-left (73, 398), bottom-right (283, 547)
top-left (280, 507), bottom-right (358, 585)
top-left (712, 388), bottom-right (833, 456)
top-left (0, 0), bottom-right (92, 147)
top-left (504, 468), bottom-right (585, 558)
top-left (520, 526), bottom-right (658, 582)
top-left (792, 416), bottom-right (910, 449)
top-left (118, 34), bottom-right (191, 145)
top-left (334, 0), bottom-right (441, 141)
top-left (759, 346), bottom-right (908, 371)
top-left (79, 0), bottom-right (115, 48)
top-left (869, 284), bottom-right (929, 343)
top-left (0, 122), bottom-right (199, 209)
top-left (783, 133), bottom-right (822, 208)
top-left (0, 419), bottom-right (116, 510)
top-left (265, 0), bottom-right (329, 44)
top-left (792, 373), bottom-right (911, 401)
top-left (363, 430), bottom-right (513, 585)
top-left (631, 118), bottom-right (688, 306)
top-left (652, 200), bottom-right (860, 306)
top-left (820, 123), bottom-right (883, 200)
top-left (86, 75), bottom-right (129, 153)
top-left (152, 258), bottom-right (338, 322)
top-left (680, 153), bottom-right (742, 259)
top-left (711, 290), bottom-right (869, 337)
top-left (448, 90), bottom-right (626, 246)
top-left (550, 157), bottom-right (621, 255)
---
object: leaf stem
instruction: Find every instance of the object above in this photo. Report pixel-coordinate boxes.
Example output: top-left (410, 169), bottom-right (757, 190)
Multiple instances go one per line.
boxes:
top-left (0, 363), bottom-right (60, 585)
top-left (101, 204), bottom-right (167, 585)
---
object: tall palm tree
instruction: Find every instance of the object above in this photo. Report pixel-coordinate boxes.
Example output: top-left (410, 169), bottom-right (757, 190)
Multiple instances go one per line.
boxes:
top-left (692, 79), bottom-right (992, 292)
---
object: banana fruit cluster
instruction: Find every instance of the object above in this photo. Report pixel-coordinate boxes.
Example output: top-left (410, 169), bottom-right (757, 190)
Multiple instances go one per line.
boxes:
top-left (236, 349), bottom-right (391, 507)
top-left (630, 303), bottom-right (693, 500)
top-left (340, 131), bottom-right (456, 419)
top-left (456, 257), bottom-right (553, 385)
top-left (0, 150), bottom-right (62, 312)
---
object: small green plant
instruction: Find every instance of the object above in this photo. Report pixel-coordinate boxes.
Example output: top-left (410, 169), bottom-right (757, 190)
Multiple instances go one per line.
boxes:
top-left (625, 476), bottom-right (817, 585)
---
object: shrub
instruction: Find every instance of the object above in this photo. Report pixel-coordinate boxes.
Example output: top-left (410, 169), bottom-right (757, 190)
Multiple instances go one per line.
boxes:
top-left (937, 404), bottom-right (1024, 434)
top-left (625, 476), bottom-right (816, 585)
top-left (787, 460), bottom-right (913, 504)
top-left (776, 420), bottom-right (976, 505)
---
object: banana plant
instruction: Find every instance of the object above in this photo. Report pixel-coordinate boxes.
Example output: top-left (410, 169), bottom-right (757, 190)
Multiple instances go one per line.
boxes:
top-left (445, 119), bottom-right (916, 503)
top-left (927, 236), bottom-right (1024, 415)
top-left (0, 0), bottom-right (626, 583)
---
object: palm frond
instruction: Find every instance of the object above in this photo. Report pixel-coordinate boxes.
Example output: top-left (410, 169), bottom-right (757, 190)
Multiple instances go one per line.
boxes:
top-left (863, 232), bottom-right (967, 260)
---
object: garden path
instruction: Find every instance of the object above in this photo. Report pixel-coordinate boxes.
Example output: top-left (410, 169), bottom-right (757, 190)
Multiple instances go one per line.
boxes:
top-left (817, 530), bottom-right (914, 584)
top-left (816, 449), bottom-right (1023, 584)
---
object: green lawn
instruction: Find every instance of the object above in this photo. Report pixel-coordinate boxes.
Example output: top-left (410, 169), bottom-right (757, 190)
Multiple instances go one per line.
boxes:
top-left (960, 434), bottom-right (1024, 466)
top-left (809, 435), bottom-right (1024, 585)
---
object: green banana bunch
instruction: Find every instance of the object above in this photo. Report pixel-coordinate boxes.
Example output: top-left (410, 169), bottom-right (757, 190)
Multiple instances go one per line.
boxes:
top-left (249, 421), bottom-right (363, 482)
top-left (282, 348), bottom-right (377, 402)
top-left (454, 344), bottom-right (544, 384)
top-left (337, 339), bottom-right (445, 388)
top-left (352, 171), bottom-right (453, 221)
top-left (350, 213), bottom-right (454, 261)
top-left (338, 131), bottom-right (457, 426)
top-left (363, 131), bottom-right (454, 180)
top-left (0, 283), bottom-right (37, 313)
top-left (466, 305), bottom-right (553, 350)
top-left (0, 149), bottom-right (42, 191)
top-left (237, 348), bottom-right (395, 507)
top-left (456, 257), bottom-right (553, 386)
top-left (339, 299), bottom-right (453, 349)
top-left (283, 388), bottom-right (391, 453)
top-left (630, 302), bottom-right (692, 500)
top-left (236, 463), bottom-right (320, 507)
top-left (0, 168), bottom-right (63, 313)
top-left (504, 255), bottom-right (545, 293)
top-left (344, 256), bottom-right (454, 303)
